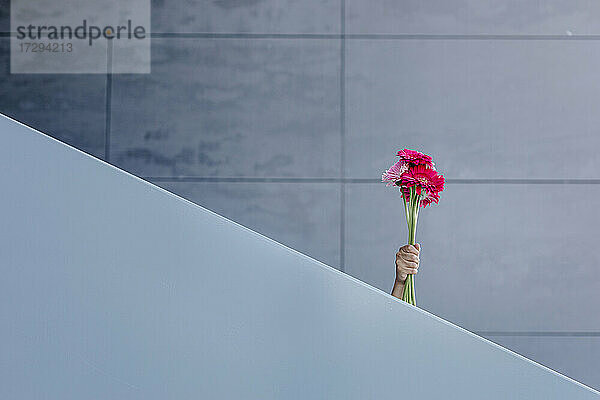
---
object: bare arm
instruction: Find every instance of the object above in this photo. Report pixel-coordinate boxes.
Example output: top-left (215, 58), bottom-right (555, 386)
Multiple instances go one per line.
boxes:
top-left (391, 243), bottom-right (420, 300)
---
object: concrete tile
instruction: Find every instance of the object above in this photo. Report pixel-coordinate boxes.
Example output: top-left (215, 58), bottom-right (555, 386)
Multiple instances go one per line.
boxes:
top-left (346, 0), bottom-right (600, 35)
top-left (0, 0), bottom-right (8, 33)
top-left (111, 38), bottom-right (340, 177)
top-left (0, 39), bottom-right (106, 158)
top-left (152, 0), bottom-right (340, 34)
top-left (346, 39), bottom-right (600, 179)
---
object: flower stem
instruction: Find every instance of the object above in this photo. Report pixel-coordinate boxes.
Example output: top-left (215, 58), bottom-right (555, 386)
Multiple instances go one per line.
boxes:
top-left (402, 186), bottom-right (419, 306)
top-left (402, 188), bottom-right (409, 223)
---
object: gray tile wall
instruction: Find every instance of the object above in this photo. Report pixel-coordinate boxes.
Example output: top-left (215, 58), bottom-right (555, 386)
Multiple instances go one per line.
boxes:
top-left (1, 0), bottom-right (599, 390)
top-left (345, 0), bottom-right (600, 35)
top-left (0, 38), bottom-right (107, 158)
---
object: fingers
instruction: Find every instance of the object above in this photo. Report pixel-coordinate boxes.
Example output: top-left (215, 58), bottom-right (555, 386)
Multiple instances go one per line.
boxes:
top-left (395, 257), bottom-right (419, 273)
top-left (399, 244), bottom-right (420, 256)
top-left (399, 252), bottom-right (419, 263)
top-left (396, 265), bottom-right (418, 277)
top-left (402, 261), bottom-right (419, 270)
top-left (404, 267), bottom-right (418, 275)
top-left (396, 244), bottom-right (421, 281)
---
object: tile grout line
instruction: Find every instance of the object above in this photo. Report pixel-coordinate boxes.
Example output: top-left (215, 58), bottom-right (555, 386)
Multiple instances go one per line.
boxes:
top-left (142, 177), bottom-right (600, 184)
top-left (346, 33), bottom-right (600, 40)
top-left (148, 33), bottom-right (600, 41)
top-left (475, 331), bottom-right (600, 337)
top-left (7, 32), bottom-right (600, 40)
top-left (104, 41), bottom-right (113, 162)
top-left (339, 0), bottom-right (346, 272)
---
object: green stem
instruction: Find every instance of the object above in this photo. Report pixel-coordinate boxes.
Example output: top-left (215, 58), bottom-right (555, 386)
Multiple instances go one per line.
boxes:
top-left (402, 187), bottom-right (421, 305)
top-left (412, 191), bottom-right (420, 305)
top-left (402, 186), bottom-right (420, 306)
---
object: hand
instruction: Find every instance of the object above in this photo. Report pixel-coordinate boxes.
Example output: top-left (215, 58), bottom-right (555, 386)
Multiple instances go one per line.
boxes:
top-left (395, 243), bottom-right (420, 284)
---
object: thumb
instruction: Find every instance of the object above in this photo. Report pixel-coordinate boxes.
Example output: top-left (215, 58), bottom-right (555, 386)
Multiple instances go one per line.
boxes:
top-left (414, 243), bottom-right (421, 252)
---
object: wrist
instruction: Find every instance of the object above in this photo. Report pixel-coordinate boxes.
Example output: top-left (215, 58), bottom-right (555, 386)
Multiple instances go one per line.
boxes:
top-left (391, 279), bottom-right (405, 299)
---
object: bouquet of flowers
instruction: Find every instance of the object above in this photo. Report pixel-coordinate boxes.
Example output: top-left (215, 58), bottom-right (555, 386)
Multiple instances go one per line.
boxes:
top-left (382, 149), bottom-right (445, 305)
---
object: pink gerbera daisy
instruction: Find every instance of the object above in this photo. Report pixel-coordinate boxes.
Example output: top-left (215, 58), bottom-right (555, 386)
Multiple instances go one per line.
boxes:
top-left (398, 184), bottom-right (441, 206)
top-left (401, 164), bottom-right (445, 197)
top-left (396, 149), bottom-right (435, 169)
top-left (420, 191), bottom-right (441, 207)
top-left (381, 160), bottom-right (408, 186)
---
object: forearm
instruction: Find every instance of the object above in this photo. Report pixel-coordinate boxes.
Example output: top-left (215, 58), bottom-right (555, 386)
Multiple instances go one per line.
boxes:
top-left (391, 279), bottom-right (405, 299)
